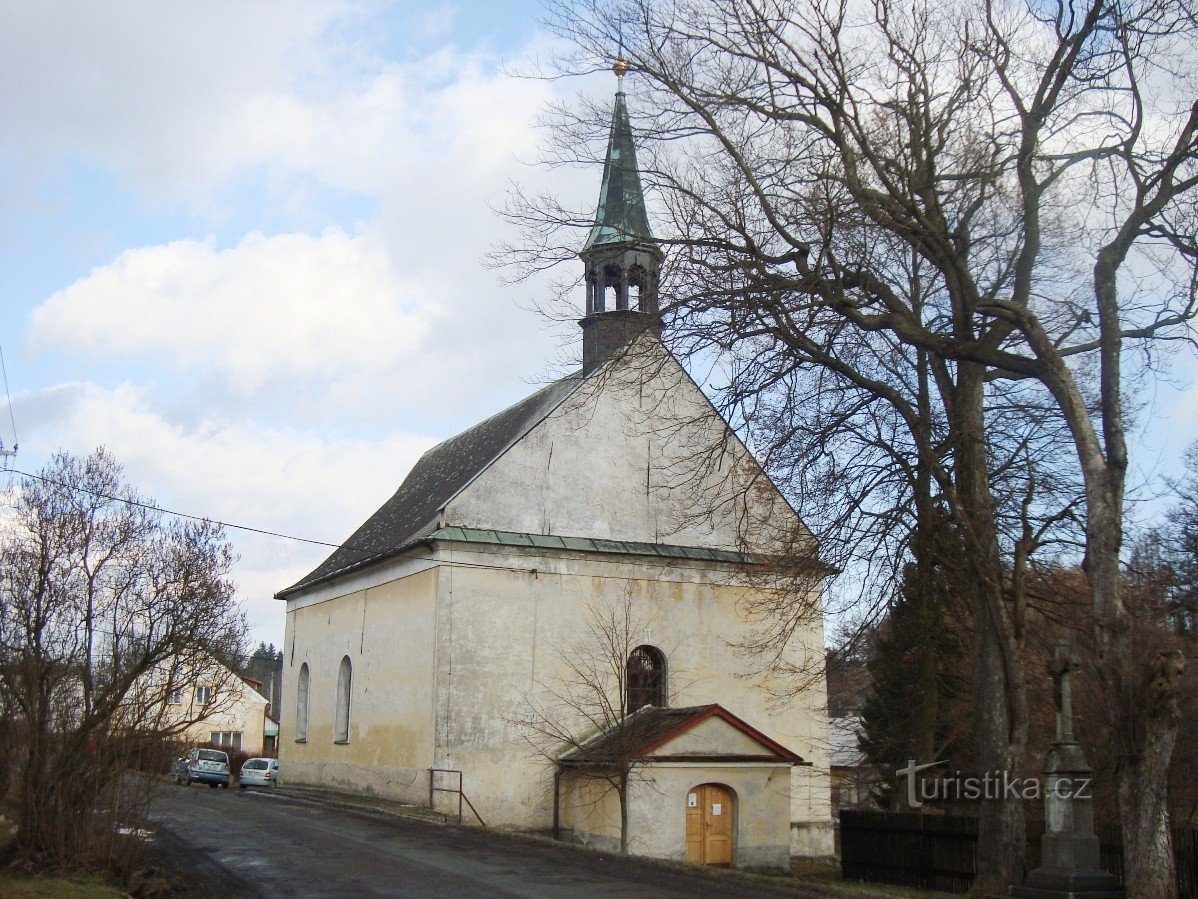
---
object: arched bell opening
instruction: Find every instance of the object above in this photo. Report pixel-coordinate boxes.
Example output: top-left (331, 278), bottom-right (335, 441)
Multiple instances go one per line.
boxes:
top-left (627, 264), bottom-right (651, 312)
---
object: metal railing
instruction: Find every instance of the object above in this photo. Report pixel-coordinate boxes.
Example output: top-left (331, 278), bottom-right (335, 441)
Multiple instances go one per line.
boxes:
top-left (428, 768), bottom-right (486, 827)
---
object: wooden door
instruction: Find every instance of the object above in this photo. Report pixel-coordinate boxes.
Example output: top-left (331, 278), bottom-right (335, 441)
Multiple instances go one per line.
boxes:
top-left (685, 784), bottom-right (734, 867)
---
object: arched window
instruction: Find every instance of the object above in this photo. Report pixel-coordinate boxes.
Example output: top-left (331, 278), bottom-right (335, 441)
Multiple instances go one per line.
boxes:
top-left (295, 663), bottom-right (310, 742)
top-left (334, 656), bottom-right (352, 744)
top-left (626, 645), bottom-right (667, 713)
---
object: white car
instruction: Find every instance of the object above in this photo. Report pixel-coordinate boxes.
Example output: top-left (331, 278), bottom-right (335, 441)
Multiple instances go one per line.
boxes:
top-left (238, 757), bottom-right (278, 789)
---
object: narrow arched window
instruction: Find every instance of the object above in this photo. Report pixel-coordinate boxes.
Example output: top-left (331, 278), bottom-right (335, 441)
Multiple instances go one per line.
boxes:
top-left (626, 645), bottom-right (667, 713)
top-left (334, 656), bottom-right (352, 743)
top-left (295, 663), bottom-right (310, 742)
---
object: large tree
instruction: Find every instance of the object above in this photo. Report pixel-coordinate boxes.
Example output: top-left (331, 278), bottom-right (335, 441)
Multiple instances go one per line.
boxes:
top-left (515, 0), bottom-right (1197, 892)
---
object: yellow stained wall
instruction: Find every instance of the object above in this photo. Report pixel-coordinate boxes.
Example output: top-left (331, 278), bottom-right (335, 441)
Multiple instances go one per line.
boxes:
top-left (429, 544), bottom-right (832, 852)
top-left (280, 566), bottom-right (437, 802)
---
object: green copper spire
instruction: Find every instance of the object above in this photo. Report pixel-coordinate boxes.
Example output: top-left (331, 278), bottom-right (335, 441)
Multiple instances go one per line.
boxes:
top-left (579, 59), bottom-right (663, 374)
top-left (583, 65), bottom-right (654, 250)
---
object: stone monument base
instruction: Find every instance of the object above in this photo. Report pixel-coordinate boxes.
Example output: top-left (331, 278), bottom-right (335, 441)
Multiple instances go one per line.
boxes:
top-left (1009, 866), bottom-right (1123, 899)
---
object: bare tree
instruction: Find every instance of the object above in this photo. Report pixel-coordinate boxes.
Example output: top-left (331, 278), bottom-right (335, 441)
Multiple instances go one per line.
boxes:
top-left (505, 174), bottom-right (1081, 891)
top-left (0, 449), bottom-right (245, 874)
top-left (517, 590), bottom-right (685, 854)
top-left (507, 0), bottom-right (1198, 891)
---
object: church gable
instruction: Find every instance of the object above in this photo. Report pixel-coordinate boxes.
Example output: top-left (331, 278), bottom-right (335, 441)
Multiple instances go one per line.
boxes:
top-left (646, 715), bottom-right (776, 759)
top-left (441, 337), bottom-right (805, 554)
top-left (559, 704), bottom-right (804, 766)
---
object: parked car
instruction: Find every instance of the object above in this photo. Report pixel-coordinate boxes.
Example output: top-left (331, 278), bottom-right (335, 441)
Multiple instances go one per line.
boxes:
top-left (238, 757), bottom-right (278, 789)
top-left (172, 748), bottom-right (231, 788)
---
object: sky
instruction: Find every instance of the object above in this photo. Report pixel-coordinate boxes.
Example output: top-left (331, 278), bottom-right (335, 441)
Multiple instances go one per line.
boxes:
top-left (0, 0), bottom-right (605, 648)
top-left (2, 1), bottom-right (1197, 652)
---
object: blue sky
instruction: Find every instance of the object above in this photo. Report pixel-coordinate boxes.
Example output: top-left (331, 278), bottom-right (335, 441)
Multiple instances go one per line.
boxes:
top-left (2, 1), bottom-right (1196, 650)
top-left (0, 0), bottom-right (605, 646)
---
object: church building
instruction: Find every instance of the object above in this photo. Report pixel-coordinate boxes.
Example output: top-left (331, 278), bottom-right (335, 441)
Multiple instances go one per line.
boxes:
top-left (276, 61), bottom-right (834, 869)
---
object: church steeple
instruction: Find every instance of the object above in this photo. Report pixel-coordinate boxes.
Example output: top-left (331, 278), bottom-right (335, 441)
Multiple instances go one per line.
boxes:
top-left (579, 58), bottom-right (663, 374)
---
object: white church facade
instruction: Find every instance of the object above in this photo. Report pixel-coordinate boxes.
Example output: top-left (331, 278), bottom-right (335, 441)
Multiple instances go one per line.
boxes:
top-left (277, 63), bottom-right (834, 869)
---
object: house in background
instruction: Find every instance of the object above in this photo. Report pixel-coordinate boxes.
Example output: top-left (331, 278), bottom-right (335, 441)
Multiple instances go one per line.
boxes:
top-left (824, 649), bottom-right (876, 811)
top-left (263, 715), bottom-right (280, 755)
top-left (276, 63), bottom-right (834, 870)
top-left (828, 715), bottom-right (877, 811)
top-left (164, 658), bottom-right (270, 755)
top-left (244, 644), bottom-right (284, 723)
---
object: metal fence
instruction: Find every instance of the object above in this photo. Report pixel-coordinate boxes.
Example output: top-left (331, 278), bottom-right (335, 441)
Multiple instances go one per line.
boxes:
top-left (840, 809), bottom-right (1198, 897)
top-left (840, 810), bottom-right (977, 892)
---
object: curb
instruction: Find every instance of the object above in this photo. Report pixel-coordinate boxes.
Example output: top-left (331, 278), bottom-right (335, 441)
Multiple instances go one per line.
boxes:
top-left (271, 784), bottom-right (456, 826)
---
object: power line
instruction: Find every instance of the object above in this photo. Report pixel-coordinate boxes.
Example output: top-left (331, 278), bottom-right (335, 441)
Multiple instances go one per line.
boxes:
top-left (0, 466), bottom-right (545, 584)
top-left (4, 467), bottom-right (345, 550)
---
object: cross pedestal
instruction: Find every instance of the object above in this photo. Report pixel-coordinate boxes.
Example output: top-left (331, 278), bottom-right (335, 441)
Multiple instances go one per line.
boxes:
top-left (1009, 639), bottom-right (1122, 899)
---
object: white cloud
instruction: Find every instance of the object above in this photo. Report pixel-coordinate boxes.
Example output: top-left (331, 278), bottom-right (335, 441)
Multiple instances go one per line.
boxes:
top-left (23, 27), bottom-right (590, 426)
top-left (0, 1), bottom-right (352, 193)
top-left (5, 3), bottom-right (607, 646)
top-left (0, 2), bottom-right (571, 211)
top-left (29, 229), bottom-right (434, 397)
top-left (17, 380), bottom-right (436, 639)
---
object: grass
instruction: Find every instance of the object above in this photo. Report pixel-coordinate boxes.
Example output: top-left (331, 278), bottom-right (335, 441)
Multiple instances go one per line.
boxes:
top-left (0, 872), bottom-right (126, 898)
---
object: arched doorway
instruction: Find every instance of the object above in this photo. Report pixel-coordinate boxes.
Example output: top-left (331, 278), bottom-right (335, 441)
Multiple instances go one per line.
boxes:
top-left (685, 783), bottom-right (735, 867)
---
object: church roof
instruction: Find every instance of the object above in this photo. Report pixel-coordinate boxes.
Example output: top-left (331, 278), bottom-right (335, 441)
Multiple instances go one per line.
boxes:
top-left (582, 88), bottom-right (655, 251)
top-left (279, 373), bottom-right (583, 597)
top-left (559, 704), bottom-right (805, 767)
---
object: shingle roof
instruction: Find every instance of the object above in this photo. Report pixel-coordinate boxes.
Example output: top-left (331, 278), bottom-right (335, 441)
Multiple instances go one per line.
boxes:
top-left (278, 374), bottom-right (583, 597)
top-left (829, 715), bottom-right (867, 768)
top-left (558, 704), bottom-right (804, 767)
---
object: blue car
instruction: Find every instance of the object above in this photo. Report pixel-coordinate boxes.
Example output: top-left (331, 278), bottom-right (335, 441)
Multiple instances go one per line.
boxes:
top-left (172, 748), bottom-right (231, 788)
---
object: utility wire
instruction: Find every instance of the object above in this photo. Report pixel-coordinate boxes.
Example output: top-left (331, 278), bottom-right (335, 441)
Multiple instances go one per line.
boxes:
top-left (0, 465), bottom-right (549, 583)
top-left (4, 467), bottom-right (345, 550)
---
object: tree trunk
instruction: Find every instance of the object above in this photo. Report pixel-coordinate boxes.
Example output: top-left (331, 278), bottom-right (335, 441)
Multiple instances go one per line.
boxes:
top-left (911, 346), bottom-right (941, 771)
top-left (1086, 493), bottom-right (1176, 898)
top-left (1108, 639), bottom-right (1184, 898)
top-left (1089, 253), bottom-right (1180, 897)
top-left (953, 363), bottom-right (1028, 893)
top-left (618, 771), bottom-right (629, 855)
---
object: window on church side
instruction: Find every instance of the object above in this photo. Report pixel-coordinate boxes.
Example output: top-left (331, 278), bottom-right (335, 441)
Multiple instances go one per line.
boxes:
top-left (626, 645), bottom-right (667, 713)
top-left (334, 656), bottom-right (352, 744)
top-left (296, 663), bottom-right (309, 742)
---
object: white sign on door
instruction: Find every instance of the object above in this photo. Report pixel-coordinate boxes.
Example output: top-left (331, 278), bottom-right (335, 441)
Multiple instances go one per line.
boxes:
top-left (711, 803), bottom-right (723, 816)
top-left (688, 793), bottom-right (697, 807)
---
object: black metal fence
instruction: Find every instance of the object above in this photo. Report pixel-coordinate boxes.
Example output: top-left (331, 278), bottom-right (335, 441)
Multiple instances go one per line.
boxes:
top-left (840, 810), bottom-right (977, 892)
top-left (840, 809), bottom-right (1198, 896)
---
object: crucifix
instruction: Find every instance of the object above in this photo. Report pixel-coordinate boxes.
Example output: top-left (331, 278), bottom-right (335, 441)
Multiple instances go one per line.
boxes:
top-left (1048, 636), bottom-right (1080, 744)
top-left (1011, 635), bottom-right (1122, 896)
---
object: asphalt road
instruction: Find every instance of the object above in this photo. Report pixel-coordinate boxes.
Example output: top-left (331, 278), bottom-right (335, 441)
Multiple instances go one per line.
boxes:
top-left (148, 784), bottom-right (824, 898)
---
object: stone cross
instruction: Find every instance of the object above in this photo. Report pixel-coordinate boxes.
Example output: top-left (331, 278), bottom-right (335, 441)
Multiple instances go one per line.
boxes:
top-left (1048, 636), bottom-right (1080, 744)
top-left (1012, 635), bottom-right (1123, 897)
